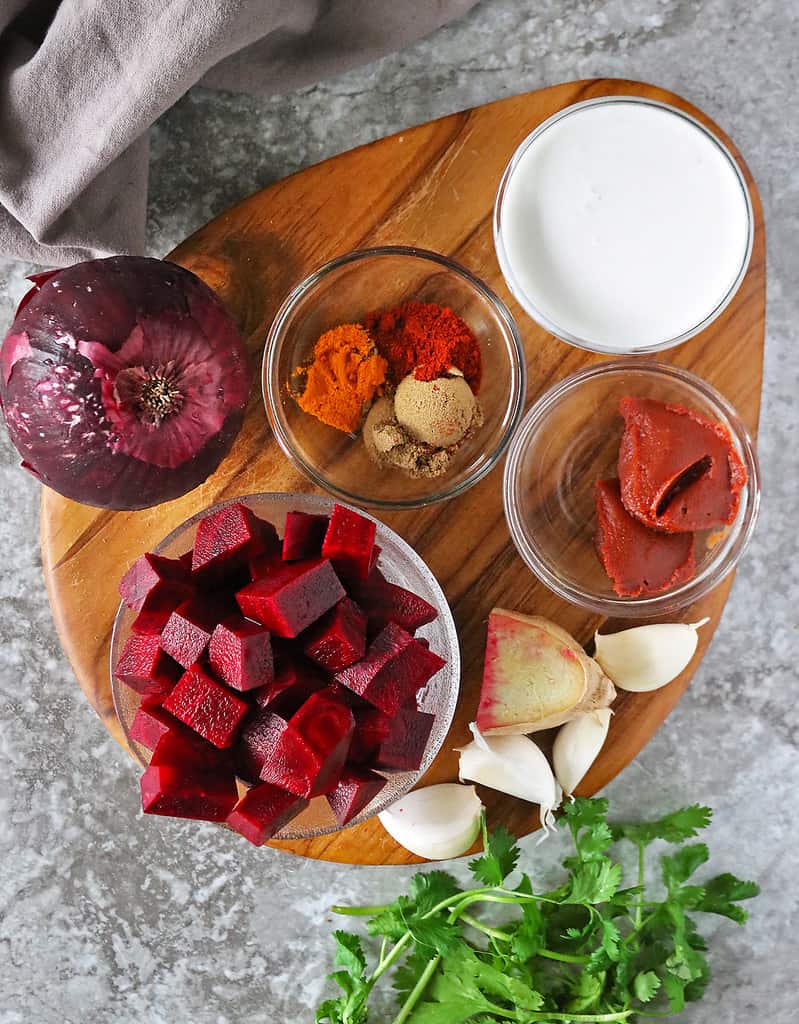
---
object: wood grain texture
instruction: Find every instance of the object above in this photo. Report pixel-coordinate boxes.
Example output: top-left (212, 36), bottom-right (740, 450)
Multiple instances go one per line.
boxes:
top-left (40, 79), bottom-right (765, 864)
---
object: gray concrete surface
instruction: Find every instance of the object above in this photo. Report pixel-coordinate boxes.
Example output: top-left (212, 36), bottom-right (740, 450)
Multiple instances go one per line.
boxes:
top-left (1, 1), bottom-right (796, 1021)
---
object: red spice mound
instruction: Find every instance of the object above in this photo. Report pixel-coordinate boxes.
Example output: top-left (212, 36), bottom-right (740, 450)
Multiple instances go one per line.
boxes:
top-left (363, 301), bottom-right (482, 392)
top-left (595, 478), bottom-right (695, 598)
top-left (618, 396), bottom-right (747, 533)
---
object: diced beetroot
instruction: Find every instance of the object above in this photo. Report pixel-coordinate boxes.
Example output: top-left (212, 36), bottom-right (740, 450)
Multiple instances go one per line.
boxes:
top-left (326, 767), bottom-right (387, 826)
top-left (226, 784), bottom-right (308, 845)
top-left (368, 544), bottom-right (382, 575)
top-left (334, 623), bottom-right (446, 715)
top-left (282, 511), bottom-right (329, 561)
top-left (248, 548), bottom-right (284, 580)
top-left (141, 763), bottom-right (238, 821)
top-left (258, 690), bottom-right (355, 798)
top-left (347, 707), bottom-right (392, 764)
top-left (150, 727), bottom-right (232, 772)
top-left (253, 515), bottom-right (281, 556)
top-left (373, 705), bottom-right (435, 771)
top-left (191, 502), bottom-right (266, 585)
top-left (115, 633), bottom-right (181, 695)
top-left (162, 665), bottom-right (250, 748)
top-left (208, 617), bottom-right (273, 692)
top-left (118, 552), bottom-right (192, 612)
top-left (140, 676), bottom-right (178, 704)
top-left (349, 567), bottom-right (438, 633)
top-left (235, 558), bottom-right (345, 638)
top-left (321, 504), bottom-right (376, 582)
top-left (129, 703), bottom-right (182, 750)
top-left (253, 658), bottom-right (326, 717)
top-left (235, 709), bottom-right (290, 782)
top-left (303, 596), bottom-right (367, 671)
top-left (159, 597), bottom-right (224, 669)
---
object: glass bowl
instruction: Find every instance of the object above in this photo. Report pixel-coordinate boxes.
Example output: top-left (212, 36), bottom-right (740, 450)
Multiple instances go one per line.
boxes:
top-left (263, 246), bottom-right (526, 509)
top-left (494, 96), bottom-right (754, 355)
top-left (503, 361), bottom-right (760, 617)
top-left (110, 493), bottom-right (461, 840)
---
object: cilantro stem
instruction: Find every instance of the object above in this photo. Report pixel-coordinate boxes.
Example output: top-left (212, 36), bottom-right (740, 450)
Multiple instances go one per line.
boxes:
top-left (390, 954), bottom-right (441, 1024)
top-left (537, 948), bottom-right (592, 964)
top-left (331, 904), bottom-right (390, 916)
top-left (635, 843), bottom-right (646, 929)
top-left (458, 912), bottom-right (591, 963)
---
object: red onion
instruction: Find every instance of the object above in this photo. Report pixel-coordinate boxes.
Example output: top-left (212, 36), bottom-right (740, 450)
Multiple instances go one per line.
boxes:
top-left (0, 257), bottom-right (250, 510)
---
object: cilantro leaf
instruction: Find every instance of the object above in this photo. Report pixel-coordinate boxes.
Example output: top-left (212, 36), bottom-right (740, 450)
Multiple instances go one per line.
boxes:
top-left (468, 821), bottom-right (520, 887)
top-left (565, 858), bottom-right (622, 904)
top-left (393, 945), bottom-right (438, 1004)
top-left (367, 896), bottom-right (413, 940)
top-left (332, 930), bottom-right (366, 978)
top-left (692, 872), bottom-right (760, 923)
top-left (410, 871), bottom-right (461, 914)
top-left (405, 915), bottom-right (463, 955)
top-left (661, 843), bottom-right (709, 891)
top-left (562, 795), bottom-right (609, 831)
top-left (633, 970), bottom-right (662, 1003)
top-left (612, 805), bottom-right (712, 847)
top-left (566, 971), bottom-right (603, 1012)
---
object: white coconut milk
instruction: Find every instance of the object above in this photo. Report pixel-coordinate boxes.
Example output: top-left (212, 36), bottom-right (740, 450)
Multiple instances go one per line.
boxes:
top-left (496, 99), bottom-right (751, 352)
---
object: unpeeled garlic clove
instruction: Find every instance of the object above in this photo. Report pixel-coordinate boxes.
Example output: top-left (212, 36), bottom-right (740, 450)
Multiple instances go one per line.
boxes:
top-left (378, 784), bottom-right (483, 860)
top-left (553, 708), bottom-right (612, 796)
top-left (458, 724), bottom-right (561, 833)
top-left (594, 619), bottom-right (709, 692)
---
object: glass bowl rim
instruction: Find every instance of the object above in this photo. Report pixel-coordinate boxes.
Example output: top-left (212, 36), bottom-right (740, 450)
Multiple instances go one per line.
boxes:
top-left (262, 244), bottom-right (528, 510)
top-left (493, 95), bottom-right (755, 356)
top-left (109, 491), bottom-right (462, 838)
top-left (502, 359), bottom-right (761, 617)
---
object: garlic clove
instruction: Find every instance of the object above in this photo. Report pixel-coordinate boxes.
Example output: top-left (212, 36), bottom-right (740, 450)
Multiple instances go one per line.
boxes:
top-left (553, 708), bottom-right (612, 796)
top-left (378, 784), bottom-right (483, 860)
top-left (458, 724), bottom-right (561, 832)
top-left (594, 619), bottom-right (709, 692)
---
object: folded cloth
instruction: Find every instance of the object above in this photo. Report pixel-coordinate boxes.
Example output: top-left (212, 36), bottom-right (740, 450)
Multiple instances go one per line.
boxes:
top-left (0, 0), bottom-right (476, 265)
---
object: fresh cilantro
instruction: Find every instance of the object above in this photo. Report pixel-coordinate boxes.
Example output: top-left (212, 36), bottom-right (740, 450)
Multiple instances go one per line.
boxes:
top-left (468, 818), bottom-right (520, 886)
top-left (317, 797), bottom-right (757, 1024)
top-left (611, 804), bottom-right (712, 846)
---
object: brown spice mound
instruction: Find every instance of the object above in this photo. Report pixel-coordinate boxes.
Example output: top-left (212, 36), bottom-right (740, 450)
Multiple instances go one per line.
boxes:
top-left (293, 323), bottom-right (387, 433)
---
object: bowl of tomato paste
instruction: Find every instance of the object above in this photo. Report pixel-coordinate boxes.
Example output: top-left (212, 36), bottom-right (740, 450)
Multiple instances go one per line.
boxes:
top-left (503, 360), bottom-right (760, 617)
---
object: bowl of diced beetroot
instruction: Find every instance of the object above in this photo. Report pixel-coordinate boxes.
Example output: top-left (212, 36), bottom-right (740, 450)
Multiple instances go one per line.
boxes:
top-left (110, 494), bottom-right (459, 845)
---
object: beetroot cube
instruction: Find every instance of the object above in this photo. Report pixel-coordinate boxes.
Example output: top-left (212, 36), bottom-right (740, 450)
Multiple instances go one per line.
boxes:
top-left (191, 502), bottom-right (266, 585)
top-left (162, 665), bottom-right (250, 748)
top-left (303, 597), bottom-right (367, 672)
top-left (326, 767), bottom-right (387, 826)
top-left (150, 727), bottom-right (232, 773)
top-left (235, 559), bottom-right (345, 638)
top-left (226, 784), bottom-right (308, 845)
top-left (141, 763), bottom-right (238, 821)
top-left (235, 709), bottom-right (289, 782)
top-left (209, 617), bottom-right (273, 692)
top-left (282, 511), bottom-right (329, 562)
top-left (368, 544), bottom-right (382, 575)
top-left (118, 552), bottom-right (192, 612)
top-left (159, 598), bottom-right (222, 668)
top-left (258, 690), bottom-right (355, 798)
top-left (350, 567), bottom-right (437, 633)
top-left (334, 623), bottom-right (446, 715)
top-left (373, 705), bottom-right (435, 772)
top-left (347, 707), bottom-right (391, 765)
top-left (253, 658), bottom-right (325, 717)
top-left (115, 633), bottom-right (181, 695)
top-left (322, 504), bottom-right (376, 582)
top-left (129, 704), bottom-right (182, 751)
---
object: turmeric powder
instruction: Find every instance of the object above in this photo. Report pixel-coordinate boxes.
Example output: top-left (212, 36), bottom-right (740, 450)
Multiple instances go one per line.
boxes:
top-left (293, 323), bottom-right (387, 433)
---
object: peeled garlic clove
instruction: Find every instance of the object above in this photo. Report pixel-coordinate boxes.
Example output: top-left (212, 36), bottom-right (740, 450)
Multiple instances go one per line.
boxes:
top-left (378, 784), bottom-right (483, 860)
top-left (594, 619), bottom-right (709, 692)
top-left (553, 708), bottom-right (612, 796)
top-left (458, 724), bottom-right (561, 832)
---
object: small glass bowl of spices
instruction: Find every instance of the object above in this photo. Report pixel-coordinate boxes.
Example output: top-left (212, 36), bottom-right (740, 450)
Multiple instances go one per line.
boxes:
top-left (263, 246), bottom-right (526, 509)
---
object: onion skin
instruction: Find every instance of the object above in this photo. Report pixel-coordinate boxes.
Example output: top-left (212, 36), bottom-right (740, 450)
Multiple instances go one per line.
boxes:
top-left (0, 257), bottom-right (250, 510)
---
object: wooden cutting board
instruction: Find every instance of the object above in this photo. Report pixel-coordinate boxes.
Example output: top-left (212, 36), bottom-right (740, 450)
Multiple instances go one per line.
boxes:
top-left (40, 79), bottom-right (765, 864)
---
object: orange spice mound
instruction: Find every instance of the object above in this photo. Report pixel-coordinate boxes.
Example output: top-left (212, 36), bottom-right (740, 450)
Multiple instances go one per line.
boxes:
top-left (294, 323), bottom-right (387, 433)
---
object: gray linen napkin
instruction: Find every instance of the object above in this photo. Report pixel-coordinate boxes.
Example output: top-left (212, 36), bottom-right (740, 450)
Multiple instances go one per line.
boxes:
top-left (0, 0), bottom-right (476, 264)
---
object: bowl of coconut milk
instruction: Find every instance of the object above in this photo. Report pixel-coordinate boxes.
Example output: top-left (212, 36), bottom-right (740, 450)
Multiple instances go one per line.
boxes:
top-left (494, 96), bottom-right (753, 355)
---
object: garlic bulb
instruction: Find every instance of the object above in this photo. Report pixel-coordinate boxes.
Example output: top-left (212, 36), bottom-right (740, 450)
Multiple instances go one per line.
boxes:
top-left (553, 708), bottom-right (612, 796)
top-left (378, 784), bottom-right (483, 860)
top-left (458, 724), bottom-right (561, 833)
top-left (594, 619), bottom-right (709, 692)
